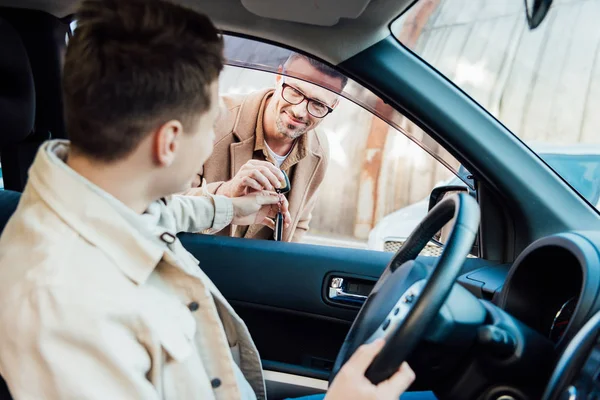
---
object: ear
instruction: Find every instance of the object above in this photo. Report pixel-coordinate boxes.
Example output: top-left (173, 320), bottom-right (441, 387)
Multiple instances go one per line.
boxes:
top-left (153, 120), bottom-right (183, 167)
top-left (276, 65), bottom-right (284, 84)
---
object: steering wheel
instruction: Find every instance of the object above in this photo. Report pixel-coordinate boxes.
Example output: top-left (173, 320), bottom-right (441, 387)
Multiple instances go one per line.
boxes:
top-left (330, 193), bottom-right (480, 385)
top-left (541, 310), bottom-right (600, 400)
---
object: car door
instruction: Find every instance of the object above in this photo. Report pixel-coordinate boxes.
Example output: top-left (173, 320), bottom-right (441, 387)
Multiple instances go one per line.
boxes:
top-left (180, 35), bottom-right (496, 399)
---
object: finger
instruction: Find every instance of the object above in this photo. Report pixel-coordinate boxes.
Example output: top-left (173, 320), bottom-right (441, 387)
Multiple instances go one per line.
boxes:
top-left (267, 164), bottom-right (286, 183)
top-left (265, 203), bottom-right (279, 220)
top-left (253, 207), bottom-right (271, 226)
top-left (346, 339), bottom-right (386, 374)
top-left (268, 203), bottom-right (278, 218)
top-left (262, 217), bottom-right (275, 229)
top-left (250, 170), bottom-right (275, 191)
top-left (242, 177), bottom-right (263, 192)
top-left (255, 191), bottom-right (281, 206)
top-left (278, 195), bottom-right (290, 214)
top-left (244, 159), bottom-right (269, 167)
top-left (239, 161), bottom-right (255, 172)
top-left (284, 210), bottom-right (292, 227)
top-left (259, 167), bottom-right (284, 189)
top-left (249, 160), bottom-right (286, 183)
top-left (377, 362), bottom-right (416, 398)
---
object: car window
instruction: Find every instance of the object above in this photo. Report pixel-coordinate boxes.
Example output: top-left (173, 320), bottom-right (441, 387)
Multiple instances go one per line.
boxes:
top-left (221, 35), bottom-right (477, 256)
top-left (392, 0), bottom-right (600, 213)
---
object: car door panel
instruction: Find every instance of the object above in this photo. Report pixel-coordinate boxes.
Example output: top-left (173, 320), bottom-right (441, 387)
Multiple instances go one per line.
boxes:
top-left (180, 233), bottom-right (392, 320)
top-left (180, 233), bottom-right (497, 379)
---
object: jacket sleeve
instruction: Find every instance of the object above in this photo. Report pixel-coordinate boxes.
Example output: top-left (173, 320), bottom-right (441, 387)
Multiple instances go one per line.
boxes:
top-left (182, 180), bottom-right (226, 197)
top-left (159, 193), bottom-right (233, 234)
top-left (0, 286), bottom-right (160, 400)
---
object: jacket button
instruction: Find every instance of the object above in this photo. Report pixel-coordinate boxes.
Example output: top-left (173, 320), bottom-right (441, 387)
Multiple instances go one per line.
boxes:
top-left (211, 378), bottom-right (221, 388)
top-left (159, 232), bottom-right (176, 244)
top-left (188, 301), bottom-right (199, 312)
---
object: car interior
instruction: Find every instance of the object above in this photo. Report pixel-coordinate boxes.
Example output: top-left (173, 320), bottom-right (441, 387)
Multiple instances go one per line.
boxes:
top-left (0, 0), bottom-right (600, 400)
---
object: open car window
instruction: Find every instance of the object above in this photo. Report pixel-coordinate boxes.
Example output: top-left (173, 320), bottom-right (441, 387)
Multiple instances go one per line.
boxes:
top-left (223, 35), bottom-right (466, 185)
top-left (392, 0), bottom-right (600, 213)
top-left (222, 35), bottom-right (475, 255)
top-left (60, 25), bottom-right (475, 255)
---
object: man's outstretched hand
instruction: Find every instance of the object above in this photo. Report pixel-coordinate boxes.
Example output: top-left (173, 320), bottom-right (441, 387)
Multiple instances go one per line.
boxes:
top-left (325, 339), bottom-right (416, 400)
top-left (231, 191), bottom-right (291, 227)
top-left (218, 160), bottom-right (287, 197)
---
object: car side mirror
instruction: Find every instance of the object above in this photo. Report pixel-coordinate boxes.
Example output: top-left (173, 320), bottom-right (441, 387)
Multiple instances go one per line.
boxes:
top-left (428, 185), bottom-right (473, 212)
top-left (428, 185), bottom-right (478, 255)
top-left (524, 0), bottom-right (553, 30)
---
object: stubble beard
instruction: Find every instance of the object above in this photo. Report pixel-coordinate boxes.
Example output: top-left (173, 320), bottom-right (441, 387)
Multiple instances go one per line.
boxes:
top-left (275, 114), bottom-right (308, 140)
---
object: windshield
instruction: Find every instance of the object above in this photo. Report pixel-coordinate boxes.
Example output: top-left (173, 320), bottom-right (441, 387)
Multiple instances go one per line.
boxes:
top-left (392, 0), bottom-right (600, 212)
top-left (542, 153), bottom-right (600, 207)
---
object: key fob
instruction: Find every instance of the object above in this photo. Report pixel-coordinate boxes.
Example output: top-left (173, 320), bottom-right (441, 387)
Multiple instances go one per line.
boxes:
top-left (274, 212), bottom-right (284, 241)
top-left (276, 170), bottom-right (291, 194)
top-left (273, 170), bottom-right (289, 242)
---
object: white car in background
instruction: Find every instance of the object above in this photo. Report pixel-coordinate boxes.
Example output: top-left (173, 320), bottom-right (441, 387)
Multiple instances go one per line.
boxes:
top-left (368, 143), bottom-right (600, 254)
top-left (367, 172), bottom-right (469, 254)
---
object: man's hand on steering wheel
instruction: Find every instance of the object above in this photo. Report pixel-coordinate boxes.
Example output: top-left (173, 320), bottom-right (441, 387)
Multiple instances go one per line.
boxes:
top-left (325, 339), bottom-right (416, 400)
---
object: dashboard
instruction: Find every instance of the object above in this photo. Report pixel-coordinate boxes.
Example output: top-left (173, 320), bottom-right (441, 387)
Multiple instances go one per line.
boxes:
top-left (457, 231), bottom-right (600, 399)
top-left (513, 232), bottom-right (600, 399)
top-left (498, 232), bottom-right (600, 347)
top-left (460, 232), bottom-right (600, 346)
top-left (428, 230), bottom-right (600, 399)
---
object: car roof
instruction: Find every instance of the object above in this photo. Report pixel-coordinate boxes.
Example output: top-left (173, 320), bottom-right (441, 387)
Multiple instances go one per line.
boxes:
top-left (0, 0), bottom-right (415, 65)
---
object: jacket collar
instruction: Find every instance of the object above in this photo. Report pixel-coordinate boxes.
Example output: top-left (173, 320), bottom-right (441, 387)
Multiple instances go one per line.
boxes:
top-left (252, 91), bottom-right (272, 153)
top-left (231, 88), bottom-right (270, 143)
top-left (28, 140), bottom-right (166, 284)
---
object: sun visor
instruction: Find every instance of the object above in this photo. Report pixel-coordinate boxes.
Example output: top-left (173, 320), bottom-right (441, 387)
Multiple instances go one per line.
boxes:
top-left (240, 0), bottom-right (371, 26)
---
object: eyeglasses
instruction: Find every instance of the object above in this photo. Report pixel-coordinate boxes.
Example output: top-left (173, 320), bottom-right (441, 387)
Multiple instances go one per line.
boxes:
top-left (281, 83), bottom-right (334, 118)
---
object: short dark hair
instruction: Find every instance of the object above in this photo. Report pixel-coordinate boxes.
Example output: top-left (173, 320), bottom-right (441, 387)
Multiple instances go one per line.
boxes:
top-left (63, 0), bottom-right (224, 162)
top-left (283, 53), bottom-right (348, 90)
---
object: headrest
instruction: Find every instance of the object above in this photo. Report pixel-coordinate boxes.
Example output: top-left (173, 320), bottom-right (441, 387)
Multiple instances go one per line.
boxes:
top-left (0, 18), bottom-right (35, 147)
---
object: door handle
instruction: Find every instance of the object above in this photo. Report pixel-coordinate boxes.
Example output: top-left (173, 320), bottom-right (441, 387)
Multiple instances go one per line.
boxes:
top-left (328, 277), bottom-right (368, 304)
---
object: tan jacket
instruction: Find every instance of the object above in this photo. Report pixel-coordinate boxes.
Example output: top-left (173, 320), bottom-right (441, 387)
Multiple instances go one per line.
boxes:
top-left (0, 141), bottom-right (265, 400)
top-left (187, 88), bottom-right (330, 242)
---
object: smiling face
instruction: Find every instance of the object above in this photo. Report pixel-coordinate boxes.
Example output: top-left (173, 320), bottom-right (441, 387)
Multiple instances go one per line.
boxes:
top-left (270, 57), bottom-right (344, 140)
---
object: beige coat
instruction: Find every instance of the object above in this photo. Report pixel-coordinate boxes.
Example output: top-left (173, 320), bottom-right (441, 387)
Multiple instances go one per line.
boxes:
top-left (0, 140), bottom-right (265, 400)
top-left (187, 88), bottom-right (330, 242)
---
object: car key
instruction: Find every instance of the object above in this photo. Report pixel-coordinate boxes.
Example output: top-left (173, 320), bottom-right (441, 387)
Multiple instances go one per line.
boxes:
top-left (274, 170), bottom-right (290, 241)
top-left (274, 212), bottom-right (284, 241)
top-left (277, 170), bottom-right (291, 194)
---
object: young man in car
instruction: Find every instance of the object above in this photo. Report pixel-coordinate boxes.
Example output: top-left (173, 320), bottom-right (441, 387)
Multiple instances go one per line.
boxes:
top-left (185, 53), bottom-right (346, 243)
top-left (0, 1), bottom-right (425, 399)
